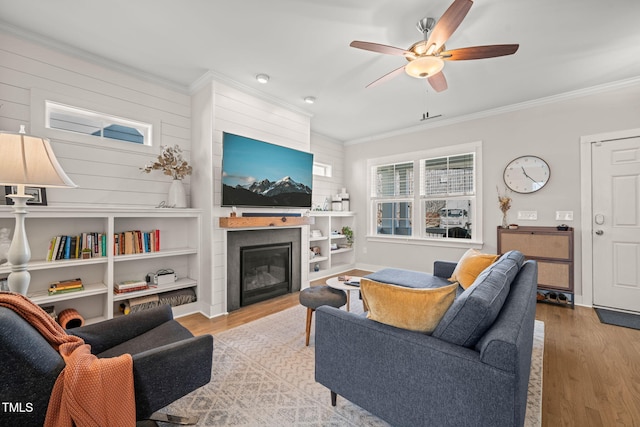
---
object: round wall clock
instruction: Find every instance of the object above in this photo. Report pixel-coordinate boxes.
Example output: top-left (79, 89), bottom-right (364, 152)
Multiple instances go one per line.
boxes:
top-left (503, 155), bottom-right (550, 194)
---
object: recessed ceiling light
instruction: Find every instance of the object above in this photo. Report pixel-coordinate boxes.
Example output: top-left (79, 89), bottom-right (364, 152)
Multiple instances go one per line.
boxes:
top-left (256, 74), bottom-right (270, 84)
top-left (304, 96), bottom-right (316, 104)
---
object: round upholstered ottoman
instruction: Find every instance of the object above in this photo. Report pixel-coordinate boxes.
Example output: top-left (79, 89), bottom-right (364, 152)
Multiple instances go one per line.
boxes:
top-left (299, 285), bottom-right (347, 346)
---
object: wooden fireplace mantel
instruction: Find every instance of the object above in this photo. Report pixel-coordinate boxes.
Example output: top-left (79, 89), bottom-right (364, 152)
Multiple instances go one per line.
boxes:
top-left (219, 216), bottom-right (315, 228)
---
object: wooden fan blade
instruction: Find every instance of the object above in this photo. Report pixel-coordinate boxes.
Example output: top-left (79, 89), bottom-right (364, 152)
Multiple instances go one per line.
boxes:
top-left (350, 40), bottom-right (411, 56)
top-left (426, 0), bottom-right (473, 53)
top-left (366, 65), bottom-right (406, 88)
top-left (427, 71), bottom-right (448, 92)
top-left (440, 44), bottom-right (519, 60)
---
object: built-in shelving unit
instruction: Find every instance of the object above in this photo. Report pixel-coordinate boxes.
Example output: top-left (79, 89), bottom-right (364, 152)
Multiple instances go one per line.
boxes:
top-left (308, 211), bottom-right (355, 280)
top-left (0, 206), bottom-right (201, 323)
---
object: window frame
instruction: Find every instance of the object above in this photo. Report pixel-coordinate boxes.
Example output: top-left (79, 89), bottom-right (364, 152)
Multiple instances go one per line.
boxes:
top-left (312, 161), bottom-right (333, 178)
top-left (30, 88), bottom-right (160, 155)
top-left (367, 141), bottom-right (483, 248)
top-left (45, 100), bottom-right (152, 146)
top-left (370, 159), bottom-right (414, 236)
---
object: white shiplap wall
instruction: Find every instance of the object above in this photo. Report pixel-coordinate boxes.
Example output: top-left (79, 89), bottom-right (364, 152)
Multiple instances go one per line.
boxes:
top-left (310, 132), bottom-right (345, 209)
top-left (1, 29), bottom-right (346, 317)
top-left (191, 79), bottom-right (313, 317)
top-left (0, 30), bottom-right (191, 207)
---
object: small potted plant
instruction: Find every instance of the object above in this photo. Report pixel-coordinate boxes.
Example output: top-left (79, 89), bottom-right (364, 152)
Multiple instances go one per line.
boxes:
top-left (341, 226), bottom-right (354, 247)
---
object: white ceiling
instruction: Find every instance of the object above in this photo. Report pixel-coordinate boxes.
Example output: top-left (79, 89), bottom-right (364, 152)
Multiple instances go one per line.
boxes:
top-left (1, 0), bottom-right (639, 143)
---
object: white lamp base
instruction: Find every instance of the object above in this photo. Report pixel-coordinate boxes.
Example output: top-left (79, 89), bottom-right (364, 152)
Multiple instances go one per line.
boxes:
top-left (7, 193), bottom-right (32, 295)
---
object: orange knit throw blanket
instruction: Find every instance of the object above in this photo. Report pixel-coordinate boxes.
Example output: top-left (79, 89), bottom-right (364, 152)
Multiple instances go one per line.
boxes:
top-left (0, 293), bottom-right (135, 427)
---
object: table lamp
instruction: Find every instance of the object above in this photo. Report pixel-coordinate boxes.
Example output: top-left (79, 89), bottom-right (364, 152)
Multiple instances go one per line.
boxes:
top-left (0, 125), bottom-right (77, 295)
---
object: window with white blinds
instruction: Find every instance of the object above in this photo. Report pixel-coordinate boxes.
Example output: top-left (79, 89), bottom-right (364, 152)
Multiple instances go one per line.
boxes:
top-left (372, 162), bottom-right (414, 197)
top-left (421, 153), bottom-right (475, 240)
top-left (372, 162), bottom-right (414, 236)
top-left (368, 142), bottom-right (482, 243)
top-left (422, 154), bottom-right (474, 196)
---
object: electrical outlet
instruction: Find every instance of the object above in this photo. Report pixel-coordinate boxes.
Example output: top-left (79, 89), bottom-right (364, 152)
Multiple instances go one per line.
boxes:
top-left (556, 211), bottom-right (574, 221)
top-left (517, 211), bottom-right (538, 220)
top-left (362, 246), bottom-right (367, 254)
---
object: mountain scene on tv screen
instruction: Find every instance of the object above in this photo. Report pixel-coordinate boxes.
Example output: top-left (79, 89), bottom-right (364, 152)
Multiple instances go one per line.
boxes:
top-left (223, 176), bottom-right (312, 207)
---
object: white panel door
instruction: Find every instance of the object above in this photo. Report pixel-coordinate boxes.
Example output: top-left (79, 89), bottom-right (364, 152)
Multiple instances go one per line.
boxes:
top-left (592, 137), bottom-right (640, 312)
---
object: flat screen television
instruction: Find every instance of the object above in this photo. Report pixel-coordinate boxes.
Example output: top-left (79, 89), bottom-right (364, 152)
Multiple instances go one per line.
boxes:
top-left (221, 132), bottom-right (314, 208)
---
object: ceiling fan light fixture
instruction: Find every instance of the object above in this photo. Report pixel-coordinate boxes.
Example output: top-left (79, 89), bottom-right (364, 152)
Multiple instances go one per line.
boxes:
top-left (405, 56), bottom-right (444, 79)
top-left (411, 41), bottom-right (429, 55)
top-left (256, 74), bottom-right (270, 84)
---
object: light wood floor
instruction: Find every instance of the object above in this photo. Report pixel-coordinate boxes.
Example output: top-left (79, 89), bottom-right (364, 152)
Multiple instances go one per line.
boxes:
top-left (177, 270), bottom-right (640, 427)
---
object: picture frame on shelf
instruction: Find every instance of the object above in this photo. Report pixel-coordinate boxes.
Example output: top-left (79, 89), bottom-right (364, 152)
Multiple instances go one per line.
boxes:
top-left (4, 186), bottom-right (48, 206)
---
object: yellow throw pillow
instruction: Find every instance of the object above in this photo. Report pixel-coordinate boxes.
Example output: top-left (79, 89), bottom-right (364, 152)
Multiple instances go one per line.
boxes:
top-left (361, 279), bottom-right (458, 334)
top-left (449, 249), bottom-right (499, 289)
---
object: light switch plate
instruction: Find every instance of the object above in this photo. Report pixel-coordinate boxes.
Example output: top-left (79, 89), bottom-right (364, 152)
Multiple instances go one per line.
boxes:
top-left (517, 211), bottom-right (538, 220)
top-left (556, 211), bottom-right (574, 221)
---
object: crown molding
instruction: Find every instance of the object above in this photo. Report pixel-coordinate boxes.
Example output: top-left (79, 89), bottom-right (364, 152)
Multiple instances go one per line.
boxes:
top-left (344, 76), bottom-right (640, 146)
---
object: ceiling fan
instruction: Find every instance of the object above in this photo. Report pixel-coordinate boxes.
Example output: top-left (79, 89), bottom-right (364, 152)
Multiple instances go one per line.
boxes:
top-left (350, 0), bottom-right (519, 92)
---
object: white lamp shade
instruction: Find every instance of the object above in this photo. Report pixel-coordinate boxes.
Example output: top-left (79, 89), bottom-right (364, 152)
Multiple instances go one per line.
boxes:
top-left (405, 56), bottom-right (445, 79)
top-left (0, 132), bottom-right (77, 188)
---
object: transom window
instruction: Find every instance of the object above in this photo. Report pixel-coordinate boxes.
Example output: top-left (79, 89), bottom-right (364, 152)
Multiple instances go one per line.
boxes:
top-left (368, 142), bottom-right (482, 243)
top-left (45, 101), bottom-right (152, 145)
top-left (313, 161), bottom-right (333, 178)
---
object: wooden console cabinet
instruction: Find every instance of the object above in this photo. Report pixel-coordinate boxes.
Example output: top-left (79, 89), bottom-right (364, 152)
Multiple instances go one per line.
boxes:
top-left (497, 226), bottom-right (574, 308)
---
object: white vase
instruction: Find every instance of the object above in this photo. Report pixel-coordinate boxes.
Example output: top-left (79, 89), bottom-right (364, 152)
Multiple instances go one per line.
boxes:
top-left (168, 179), bottom-right (187, 208)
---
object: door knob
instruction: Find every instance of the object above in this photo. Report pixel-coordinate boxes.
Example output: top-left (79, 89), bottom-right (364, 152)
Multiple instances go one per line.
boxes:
top-left (595, 230), bottom-right (604, 235)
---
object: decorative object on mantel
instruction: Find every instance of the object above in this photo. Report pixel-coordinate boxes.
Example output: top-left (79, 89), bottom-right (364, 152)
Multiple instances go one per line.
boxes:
top-left (331, 195), bottom-right (342, 211)
top-left (4, 186), bottom-right (47, 206)
top-left (141, 144), bottom-right (192, 208)
top-left (339, 188), bottom-right (350, 211)
top-left (0, 125), bottom-right (77, 295)
top-left (167, 179), bottom-right (187, 208)
top-left (497, 186), bottom-right (512, 229)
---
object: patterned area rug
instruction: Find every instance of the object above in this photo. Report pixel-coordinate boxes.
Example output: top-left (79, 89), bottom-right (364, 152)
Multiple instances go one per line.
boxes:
top-left (159, 302), bottom-right (544, 426)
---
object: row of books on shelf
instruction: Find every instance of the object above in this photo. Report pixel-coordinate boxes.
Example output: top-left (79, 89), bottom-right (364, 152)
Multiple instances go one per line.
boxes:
top-left (45, 230), bottom-right (161, 261)
top-left (115, 230), bottom-right (160, 255)
top-left (42, 278), bottom-right (156, 297)
top-left (47, 233), bottom-right (107, 261)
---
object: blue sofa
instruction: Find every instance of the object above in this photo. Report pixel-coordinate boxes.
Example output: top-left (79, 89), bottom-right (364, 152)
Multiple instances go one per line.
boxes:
top-left (315, 251), bottom-right (537, 427)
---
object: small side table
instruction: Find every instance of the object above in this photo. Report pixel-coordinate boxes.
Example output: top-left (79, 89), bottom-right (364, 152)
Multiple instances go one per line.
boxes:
top-left (326, 276), bottom-right (362, 312)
